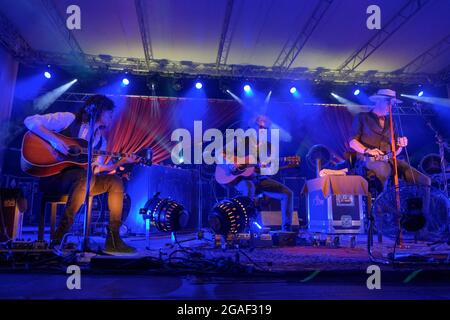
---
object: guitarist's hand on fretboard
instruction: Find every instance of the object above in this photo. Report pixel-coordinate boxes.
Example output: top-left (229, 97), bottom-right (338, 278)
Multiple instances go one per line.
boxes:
top-left (365, 148), bottom-right (384, 157)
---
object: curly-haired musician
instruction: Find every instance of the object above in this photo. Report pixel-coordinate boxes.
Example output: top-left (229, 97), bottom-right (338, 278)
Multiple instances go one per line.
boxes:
top-left (24, 95), bottom-right (136, 254)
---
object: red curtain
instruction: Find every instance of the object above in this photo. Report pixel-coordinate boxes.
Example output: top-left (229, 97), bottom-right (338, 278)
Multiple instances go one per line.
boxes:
top-left (319, 106), bottom-right (354, 159)
top-left (107, 96), bottom-right (356, 164)
top-left (107, 96), bottom-right (241, 163)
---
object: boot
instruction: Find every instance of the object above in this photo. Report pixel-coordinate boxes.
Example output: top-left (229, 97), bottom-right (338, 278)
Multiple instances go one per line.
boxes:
top-left (52, 218), bottom-right (72, 247)
top-left (104, 226), bottom-right (136, 254)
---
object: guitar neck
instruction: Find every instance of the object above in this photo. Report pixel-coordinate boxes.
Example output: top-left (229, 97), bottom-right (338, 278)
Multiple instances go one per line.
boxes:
top-left (87, 149), bottom-right (134, 159)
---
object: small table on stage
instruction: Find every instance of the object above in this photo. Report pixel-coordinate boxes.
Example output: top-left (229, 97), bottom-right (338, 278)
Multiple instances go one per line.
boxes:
top-left (302, 175), bottom-right (369, 234)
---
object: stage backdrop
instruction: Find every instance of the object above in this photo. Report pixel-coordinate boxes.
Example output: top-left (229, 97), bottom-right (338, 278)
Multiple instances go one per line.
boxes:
top-left (102, 96), bottom-right (438, 233)
top-left (0, 46), bottom-right (19, 175)
top-left (106, 96), bottom-right (356, 164)
top-left (106, 96), bottom-right (356, 233)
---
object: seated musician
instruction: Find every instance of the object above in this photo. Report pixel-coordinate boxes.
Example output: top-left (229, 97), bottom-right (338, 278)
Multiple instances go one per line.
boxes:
top-left (24, 95), bottom-right (137, 254)
top-left (223, 115), bottom-right (294, 232)
top-left (348, 89), bottom-right (431, 190)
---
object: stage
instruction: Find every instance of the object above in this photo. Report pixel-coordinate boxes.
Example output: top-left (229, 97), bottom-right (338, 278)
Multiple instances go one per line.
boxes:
top-left (1, 0), bottom-right (450, 303)
top-left (1, 230), bottom-right (450, 300)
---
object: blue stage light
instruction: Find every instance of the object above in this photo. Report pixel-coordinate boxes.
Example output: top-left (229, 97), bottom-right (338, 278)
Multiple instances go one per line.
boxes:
top-left (122, 78), bottom-right (130, 86)
top-left (418, 91), bottom-right (424, 97)
top-left (353, 89), bottom-right (360, 96)
top-left (44, 71), bottom-right (51, 79)
top-left (243, 84), bottom-right (251, 93)
top-left (195, 82), bottom-right (203, 89)
top-left (290, 87), bottom-right (297, 94)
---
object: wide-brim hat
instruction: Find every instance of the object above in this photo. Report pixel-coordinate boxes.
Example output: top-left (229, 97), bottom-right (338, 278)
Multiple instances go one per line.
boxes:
top-left (369, 89), bottom-right (403, 104)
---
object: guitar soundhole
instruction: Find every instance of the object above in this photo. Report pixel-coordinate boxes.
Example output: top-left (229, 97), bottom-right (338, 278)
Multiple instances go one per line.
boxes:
top-left (68, 145), bottom-right (81, 157)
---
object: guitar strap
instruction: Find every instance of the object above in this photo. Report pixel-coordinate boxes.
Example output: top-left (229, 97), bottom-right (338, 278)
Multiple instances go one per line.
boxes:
top-left (60, 114), bottom-right (82, 139)
top-left (60, 117), bottom-right (103, 150)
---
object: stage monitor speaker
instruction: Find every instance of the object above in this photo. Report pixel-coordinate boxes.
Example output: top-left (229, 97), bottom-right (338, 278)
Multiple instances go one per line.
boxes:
top-left (256, 177), bottom-right (307, 226)
top-left (0, 188), bottom-right (26, 241)
top-left (126, 165), bottom-right (200, 233)
top-left (257, 210), bottom-right (299, 231)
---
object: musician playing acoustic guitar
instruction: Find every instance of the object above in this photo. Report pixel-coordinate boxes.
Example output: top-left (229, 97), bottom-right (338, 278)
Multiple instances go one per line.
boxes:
top-left (222, 115), bottom-right (295, 232)
top-left (24, 95), bottom-right (137, 254)
top-left (348, 89), bottom-right (431, 190)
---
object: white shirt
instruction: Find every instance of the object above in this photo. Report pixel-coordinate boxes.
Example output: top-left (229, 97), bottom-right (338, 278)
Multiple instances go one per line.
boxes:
top-left (25, 112), bottom-right (105, 148)
top-left (24, 112), bottom-right (107, 165)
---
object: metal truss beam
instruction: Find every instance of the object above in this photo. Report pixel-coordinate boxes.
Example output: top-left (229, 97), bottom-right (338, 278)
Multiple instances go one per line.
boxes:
top-left (55, 92), bottom-right (436, 117)
top-left (393, 104), bottom-right (436, 116)
top-left (273, 0), bottom-right (333, 72)
top-left (435, 64), bottom-right (450, 85)
top-left (0, 12), bottom-right (34, 59)
top-left (22, 50), bottom-right (434, 85)
top-left (135, 0), bottom-right (154, 69)
top-left (397, 33), bottom-right (450, 74)
top-left (338, 0), bottom-right (430, 72)
top-left (216, 0), bottom-right (235, 69)
top-left (40, 0), bottom-right (85, 64)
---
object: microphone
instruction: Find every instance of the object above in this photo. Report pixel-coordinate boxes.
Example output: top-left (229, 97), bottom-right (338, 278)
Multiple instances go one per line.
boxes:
top-left (145, 148), bottom-right (153, 165)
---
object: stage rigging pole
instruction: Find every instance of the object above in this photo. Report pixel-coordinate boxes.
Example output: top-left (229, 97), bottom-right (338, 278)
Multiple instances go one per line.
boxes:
top-left (389, 103), bottom-right (403, 246)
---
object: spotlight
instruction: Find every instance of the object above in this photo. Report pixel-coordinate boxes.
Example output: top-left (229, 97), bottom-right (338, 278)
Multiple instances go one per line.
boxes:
top-left (290, 87), bottom-right (297, 94)
top-left (44, 71), bottom-right (52, 79)
top-left (140, 192), bottom-right (189, 232)
top-left (243, 84), bottom-right (251, 93)
top-left (418, 91), bottom-right (424, 97)
top-left (208, 196), bottom-right (255, 235)
top-left (195, 82), bottom-right (203, 89)
top-left (331, 92), bottom-right (337, 97)
top-left (122, 78), bottom-right (130, 86)
top-left (353, 89), bottom-right (360, 96)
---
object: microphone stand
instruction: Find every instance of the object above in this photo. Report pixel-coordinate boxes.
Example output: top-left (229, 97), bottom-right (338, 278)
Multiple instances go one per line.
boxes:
top-left (81, 104), bottom-right (98, 253)
top-left (425, 119), bottom-right (449, 198)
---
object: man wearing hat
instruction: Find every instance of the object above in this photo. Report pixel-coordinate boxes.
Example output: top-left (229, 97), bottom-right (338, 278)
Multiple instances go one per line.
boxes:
top-left (348, 89), bottom-right (431, 190)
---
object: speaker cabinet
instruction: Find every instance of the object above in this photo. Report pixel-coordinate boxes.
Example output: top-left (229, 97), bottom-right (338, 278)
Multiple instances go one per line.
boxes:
top-left (0, 188), bottom-right (26, 241)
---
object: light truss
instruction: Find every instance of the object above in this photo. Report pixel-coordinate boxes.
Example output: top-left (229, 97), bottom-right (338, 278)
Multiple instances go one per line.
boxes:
top-left (398, 33), bottom-right (450, 74)
top-left (54, 91), bottom-right (436, 116)
top-left (216, 0), bottom-right (235, 69)
top-left (338, 0), bottom-right (430, 72)
top-left (135, 0), bottom-right (154, 69)
top-left (20, 50), bottom-right (433, 85)
top-left (40, 0), bottom-right (85, 65)
top-left (0, 11), bottom-right (34, 59)
top-left (273, 0), bottom-right (333, 72)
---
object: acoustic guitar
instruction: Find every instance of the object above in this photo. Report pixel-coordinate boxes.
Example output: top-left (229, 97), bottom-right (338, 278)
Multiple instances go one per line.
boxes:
top-left (21, 131), bottom-right (152, 177)
top-left (215, 155), bottom-right (300, 185)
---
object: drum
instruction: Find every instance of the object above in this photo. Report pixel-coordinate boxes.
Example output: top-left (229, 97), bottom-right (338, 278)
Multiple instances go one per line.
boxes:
top-left (419, 153), bottom-right (447, 175)
top-left (373, 184), bottom-right (450, 241)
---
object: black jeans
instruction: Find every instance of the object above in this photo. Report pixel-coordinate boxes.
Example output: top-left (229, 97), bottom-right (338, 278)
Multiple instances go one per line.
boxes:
top-left (365, 159), bottom-right (431, 214)
top-left (42, 168), bottom-right (124, 233)
top-left (235, 177), bottom-right (294, 227)
top-left (365, 159), bottom-right (431, 188)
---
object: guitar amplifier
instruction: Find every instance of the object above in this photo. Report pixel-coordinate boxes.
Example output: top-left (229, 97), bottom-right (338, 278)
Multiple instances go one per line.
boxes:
top-left (0, 188), bottom-right (26, 241)
top-left (306, 190), bottom-right (364, 234)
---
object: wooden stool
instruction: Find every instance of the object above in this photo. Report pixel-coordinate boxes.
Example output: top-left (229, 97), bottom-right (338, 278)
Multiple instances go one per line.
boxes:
top-left (38, 194), bottom-right (68, 241)
top-left (38, 194), bottom-right (93, 241)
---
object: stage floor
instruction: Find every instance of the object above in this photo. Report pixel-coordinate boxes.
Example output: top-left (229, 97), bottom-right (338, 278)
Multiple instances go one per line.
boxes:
top-left (6, 229), bottom-right (450, 270)
top-left (1, 229), bottom-right (449, 299)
